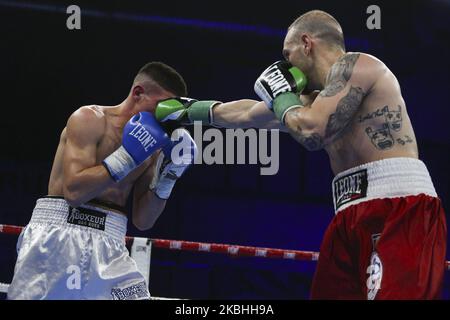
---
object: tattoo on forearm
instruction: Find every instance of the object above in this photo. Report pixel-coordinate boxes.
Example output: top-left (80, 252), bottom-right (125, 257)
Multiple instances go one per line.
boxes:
top-left (286, 53), bottom-right (362, 149)
top-left (297, 133), bottom-right (324, 151)
top-left (285, 85), bottom-right (365, 150)
top-left (325, 86), bottom-right (365, 139)
top-left (319, 53), bottom-right (360, 98)
top-left (285, 112), bottom-right (325, 151)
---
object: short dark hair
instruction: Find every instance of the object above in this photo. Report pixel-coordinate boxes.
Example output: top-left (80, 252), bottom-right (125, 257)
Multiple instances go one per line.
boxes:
top-left (289, 10), bottom-right (345, 51)
top-left (136, 62), bottom-right (187, 96)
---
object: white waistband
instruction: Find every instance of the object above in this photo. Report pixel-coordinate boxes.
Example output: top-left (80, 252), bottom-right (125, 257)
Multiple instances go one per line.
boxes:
top-left (332, 157), bottom-right (437, 214)
top-left (29, 197), bottom-right (128, 240)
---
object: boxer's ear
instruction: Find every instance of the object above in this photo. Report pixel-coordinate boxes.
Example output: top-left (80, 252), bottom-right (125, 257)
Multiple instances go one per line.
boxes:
top-left (301, 34), bottom-right (313, 56)
top-left (132, 85), bottom-right (145, 101)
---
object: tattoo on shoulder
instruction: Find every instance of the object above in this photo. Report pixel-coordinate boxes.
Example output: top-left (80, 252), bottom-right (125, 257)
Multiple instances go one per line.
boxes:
top-left (324, 86), bottom-right (365, 139)
top-left (319, 53), bottom-right (360, 98)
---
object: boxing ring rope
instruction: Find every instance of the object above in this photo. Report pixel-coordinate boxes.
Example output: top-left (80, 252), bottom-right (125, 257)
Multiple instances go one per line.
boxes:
top-left (0, 224), bottom-right (320, 262)
top-left (1, 223), bottom-right (449, 298)
top-left (1, 223), bottom-right (450, 266)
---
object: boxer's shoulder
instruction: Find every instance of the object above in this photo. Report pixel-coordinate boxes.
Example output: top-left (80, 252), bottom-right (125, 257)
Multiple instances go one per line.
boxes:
top-left (74, 104), bottom-right (106, 120)
top-left (351, 52), bottom-right (388, 76)
top-left (332, 52), bottom-right (387, 90)
top-left (66, 105), bottom-right (106, 140)
top-left (348, 52), bottom-right (382, 64)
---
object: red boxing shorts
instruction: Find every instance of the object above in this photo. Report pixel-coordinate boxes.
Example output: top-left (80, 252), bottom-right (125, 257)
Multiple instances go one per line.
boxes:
top-left (311, 157), bottom-right (447, 300)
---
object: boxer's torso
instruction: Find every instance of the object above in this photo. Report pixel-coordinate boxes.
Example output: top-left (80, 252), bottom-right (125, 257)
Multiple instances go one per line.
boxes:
top-left (48, 105), bottom-right (154, 210)
top-left (325, 53), bottom-right (418, 175)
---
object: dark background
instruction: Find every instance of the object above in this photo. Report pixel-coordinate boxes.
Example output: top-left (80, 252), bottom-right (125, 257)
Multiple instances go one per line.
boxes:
top-left (0, 0), bottom-right (449, 299)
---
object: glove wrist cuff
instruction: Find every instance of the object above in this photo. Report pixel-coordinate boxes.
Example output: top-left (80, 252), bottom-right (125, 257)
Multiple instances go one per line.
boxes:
top-left (273, 93), bottom-right (303, 124)
top-left (187, 101), bottom-right (221, 125)
top-left (153, 177), bottom-right (177, 200)
top-left (102, 146), bottom-right (137, 182)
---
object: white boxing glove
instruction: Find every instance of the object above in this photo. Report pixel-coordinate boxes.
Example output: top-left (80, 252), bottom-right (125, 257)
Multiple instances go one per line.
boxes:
top-left (150, 128), bottom-right (198, 200)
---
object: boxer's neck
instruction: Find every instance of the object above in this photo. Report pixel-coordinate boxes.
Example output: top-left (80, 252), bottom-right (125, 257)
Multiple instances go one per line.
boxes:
top-left (114, 98), bottom-right (141, 127)
top-left (314, 48), bottom-right (346, 88)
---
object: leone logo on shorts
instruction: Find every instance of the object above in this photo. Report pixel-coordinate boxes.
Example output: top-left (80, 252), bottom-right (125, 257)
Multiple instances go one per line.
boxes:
top-left (333, 169), bottom-right (368, 210)
top-left (67, 207), bottom-right (106, 231)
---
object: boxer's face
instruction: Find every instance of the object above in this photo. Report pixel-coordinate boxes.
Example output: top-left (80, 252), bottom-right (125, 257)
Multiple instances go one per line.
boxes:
top-left (283, 29), bottom-right (308, 71)
top-left (283, 29), bottom-right (315, 92)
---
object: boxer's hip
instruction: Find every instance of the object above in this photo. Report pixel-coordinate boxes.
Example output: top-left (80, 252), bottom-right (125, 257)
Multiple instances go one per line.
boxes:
top-left (27, 196), bottom-right (128, 240)
top-left (8, 197), bottom-right (149, 300)
top-left (331, 157), bottom-right (437, 214)
top-left (314, 158), bottom-right (446, 299)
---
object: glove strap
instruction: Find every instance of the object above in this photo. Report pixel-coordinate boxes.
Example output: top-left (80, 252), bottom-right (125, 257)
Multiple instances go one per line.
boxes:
top-left (273, 92), bottom-right (303, 124)
top-left (102, 146), bottom-right (137, 182)
top-left (187, 101), bottom-right (222, 125)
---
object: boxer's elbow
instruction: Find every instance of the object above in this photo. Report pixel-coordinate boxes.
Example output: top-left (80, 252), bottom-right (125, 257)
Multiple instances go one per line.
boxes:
top-left (132, 205), bottom-right (161, 231)
top-left (133, 220), bottom-right (153, 231)
top-left (284, 107), bottom-right (317, 132)
top-left (285, 111), bottom-right (325, 151)
top-left (297, 128), bottom-right (326, 151)
top-left (63, 182), bottom-right (84, 208)
top-left (132, 187), bottom-right (167, 230)
top-left (64, 192), bottom-right (83, 208)
top-left (132, 214), bottom-right (154, 231)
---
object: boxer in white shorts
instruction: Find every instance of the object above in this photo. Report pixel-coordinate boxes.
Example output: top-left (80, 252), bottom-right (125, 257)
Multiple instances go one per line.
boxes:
top-left (8, 62), bottom-right (197, 300)
top-left (9, 197), bottom-right (149, 300)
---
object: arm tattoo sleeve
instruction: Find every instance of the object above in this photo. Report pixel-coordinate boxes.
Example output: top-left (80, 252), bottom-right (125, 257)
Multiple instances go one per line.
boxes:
top-left (285, 112), bottom-right (325, 151)
top-left (288, 86), bottom-right (365, 150)
top-left (285, 54), bottom-right (364, 151)
top-left (325, 86), bottom-right (365, 140)
top-left (297, 133), bottom-right (324, 151)
top-left (319, 53), bottom-right (360, 98)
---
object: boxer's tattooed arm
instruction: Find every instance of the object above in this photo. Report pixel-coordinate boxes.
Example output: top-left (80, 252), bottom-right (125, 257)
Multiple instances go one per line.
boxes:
top-left (320, 53), bottom-right (360, 98)
top-left (286, 86), bottom-right (365, 150)
top-left (324, 86), bottom-right (366, 140)
top-left (286, 112), bottom-right (325, 151)
top-left (285, 54), bottom-right (364, 150)
top-left (297, 133), bottom-right (324, 151)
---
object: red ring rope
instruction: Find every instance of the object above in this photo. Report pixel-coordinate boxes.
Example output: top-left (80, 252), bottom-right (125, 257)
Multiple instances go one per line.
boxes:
top-left (1, 224), bottom-right (449, 269)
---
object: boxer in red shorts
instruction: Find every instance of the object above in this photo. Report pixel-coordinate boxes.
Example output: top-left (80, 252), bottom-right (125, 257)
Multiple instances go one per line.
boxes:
top-left (312, 157), bottom-right (446, 299)
top-left (154, 10), bottom-right (447, 299)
